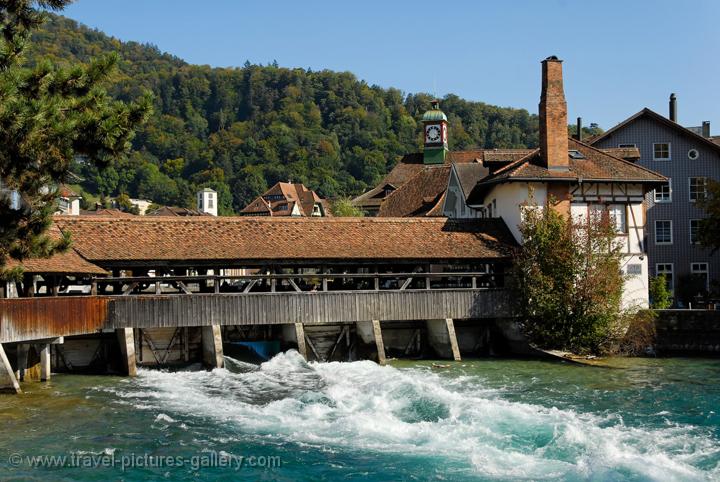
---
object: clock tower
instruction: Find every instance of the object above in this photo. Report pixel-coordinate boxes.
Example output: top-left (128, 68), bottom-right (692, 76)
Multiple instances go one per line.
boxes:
top-left (422, 99), bottom-right (449, 164)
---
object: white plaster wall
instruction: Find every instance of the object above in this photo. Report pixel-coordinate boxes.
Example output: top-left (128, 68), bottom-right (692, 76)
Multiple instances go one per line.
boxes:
top-left (69, 198), bottom-right (80, 216)
top-left (485, 182), bottom-right (547, 243)
top-left (491, 181), bottom-right (649, 309)
top-left (622, 254), bottom-right (649, 309)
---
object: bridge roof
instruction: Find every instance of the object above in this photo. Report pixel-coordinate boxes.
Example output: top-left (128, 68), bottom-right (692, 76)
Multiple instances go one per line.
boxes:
top-left (54, 216), bottom-right (517, 266)
top-left (5, 225), bottom-right (108, 276)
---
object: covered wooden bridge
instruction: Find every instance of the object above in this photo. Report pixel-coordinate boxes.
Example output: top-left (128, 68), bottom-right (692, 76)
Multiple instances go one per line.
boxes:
top-left (1, 216), bottom-right (520, 392)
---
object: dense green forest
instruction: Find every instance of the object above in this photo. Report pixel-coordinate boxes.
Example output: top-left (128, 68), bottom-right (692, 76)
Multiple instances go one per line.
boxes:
top-left (28, 14), bottom-right (550, 214)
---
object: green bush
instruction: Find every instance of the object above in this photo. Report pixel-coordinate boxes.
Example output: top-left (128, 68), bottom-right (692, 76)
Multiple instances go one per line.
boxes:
top-left (649, 274), bottom-right (672, 309)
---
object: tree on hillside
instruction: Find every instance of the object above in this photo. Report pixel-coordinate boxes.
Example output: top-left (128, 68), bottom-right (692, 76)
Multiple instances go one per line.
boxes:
top-left (0, 0), bottom-right (151, 275)
top-left (514, 199), bottom-right (625, 354)
top-left (23, 14), bottom-right (541, 212)
top-left (331, 198), bottom-right (364, 217)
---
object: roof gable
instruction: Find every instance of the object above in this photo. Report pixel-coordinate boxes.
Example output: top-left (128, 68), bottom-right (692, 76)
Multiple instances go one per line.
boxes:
top-left (591, 108), bottom-right (720, 155)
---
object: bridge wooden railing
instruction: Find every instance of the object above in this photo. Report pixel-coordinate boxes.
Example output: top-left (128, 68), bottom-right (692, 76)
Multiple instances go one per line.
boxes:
top-left (91, 271), bottom-right (506, 296)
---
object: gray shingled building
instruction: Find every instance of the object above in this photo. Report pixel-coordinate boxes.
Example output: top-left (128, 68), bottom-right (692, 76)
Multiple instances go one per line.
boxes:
top-left (591, 96), bottom-right (720, 306)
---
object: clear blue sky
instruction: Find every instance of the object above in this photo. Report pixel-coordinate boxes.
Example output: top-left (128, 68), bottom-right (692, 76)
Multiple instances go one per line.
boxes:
top-left (62, 0), bottom-right (719, 132)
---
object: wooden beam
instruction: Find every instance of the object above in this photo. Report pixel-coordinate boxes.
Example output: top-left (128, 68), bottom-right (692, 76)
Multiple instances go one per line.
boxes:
top-left (304, 333), bottom-right (322, 362)
top-left (445, 318), bottom-right (462, 361)
top-left (243, 279), bottom-right (259, 293)
top-left (372, 320), bottom-right (386, 365)
top-left (327, 326), bottom-right (349, 361)
top-left (295, 323), bottom-right (307, 360)
top-left (288, 278), bottom-right (302, 293)
top-left (122, 282), bottom-right (139, 296)
top-left (176, 281), bottom-right (192, 295)
top-left (116, 328), bottom-right (137, 376)
top-left (0, 344), bottom-right (21, 394)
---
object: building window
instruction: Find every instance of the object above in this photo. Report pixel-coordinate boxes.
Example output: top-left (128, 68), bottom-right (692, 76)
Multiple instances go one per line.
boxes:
top-left (688, 149), bottom-right (699, 160)
top-left (689, 177), bottom-right (707, 202)
top-left (208, 196), bottom-right (214, 209)
top-left (608, 204), bottom-right (627, 233)
top-left (691, 262), bottom-right (709, 291)
top-left (654, 180), bottom-right (672, 203)
top-left (656, 263), bottom-right (674, 291)
top-left (653, 143), bottom-right (671, 160)
top-left (590, 204), bottom-right (626, 233)
top-left (198, 196), bottom-right (203, 209)
top-left (619, 143), bottom-right (637, 148)
top-left (690, 219), bottom-right (701, 244)
top-left (655, 220), bottom-right (673, 244)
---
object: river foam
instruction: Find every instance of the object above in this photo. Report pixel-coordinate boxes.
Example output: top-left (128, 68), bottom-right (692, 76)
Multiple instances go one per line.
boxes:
top-left (108, 351), bottom-right (719, 481)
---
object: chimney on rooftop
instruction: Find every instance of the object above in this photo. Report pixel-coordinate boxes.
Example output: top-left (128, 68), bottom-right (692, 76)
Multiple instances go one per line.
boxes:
top-left (575, 117), bottom-right (583, 141)
top-left (669, 93), bottom-right (677, 122)
top-left (702, 121), bottom-right (711, 138)
top-left (539, 56), bottom-right (569, 171)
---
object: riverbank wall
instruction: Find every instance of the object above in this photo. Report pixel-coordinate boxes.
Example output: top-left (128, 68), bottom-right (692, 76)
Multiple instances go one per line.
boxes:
top-left (654, 309), bottom-right (720, 356)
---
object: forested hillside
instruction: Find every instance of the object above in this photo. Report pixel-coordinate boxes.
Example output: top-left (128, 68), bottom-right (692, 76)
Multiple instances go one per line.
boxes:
top-left (29, 14), bottom-right (542, 213)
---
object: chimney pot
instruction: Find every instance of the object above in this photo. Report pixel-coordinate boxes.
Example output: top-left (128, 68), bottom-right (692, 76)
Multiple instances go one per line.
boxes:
top-left (702, 121), bottom-right (711, 138)
top-left (539, 57), bottom-right (569, 170)
top-left (669, 93), bottom-right (677, 122)
top-left (576, 117), bottom-right (583, 141)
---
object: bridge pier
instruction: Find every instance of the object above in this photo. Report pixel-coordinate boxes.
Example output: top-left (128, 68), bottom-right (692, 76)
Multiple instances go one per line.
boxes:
top-left (40, 344), bottom-right (51, 381)
top-left (0, 344), bottom-right (21, 393)
top-left (426, 319), bottom-right (462, 361)
top-left (116, 329), bottom-right (137, 377)
top-left (356, 321), bottom-right (386, 365)
top-left (201, 325), bottom-right (224, 369)
top-left (294, 323), bottom-right (308, 360)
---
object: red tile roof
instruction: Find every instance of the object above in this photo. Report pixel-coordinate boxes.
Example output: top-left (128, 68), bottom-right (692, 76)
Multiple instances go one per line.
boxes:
top-left (4, 226), bottom-right (107, 275)
top-left (53, 216), bottom-right (517, 264)
top-left (147, 206), bottom-right (210, 217)
top-left (58, 184), bottom-right (80, 198)
top-left (241, 182), bottom-right (328, 217)
top-left (79, 208), bottom-right (136, 217)
top-left (378, 166), bottom-right (451, 217)
top-left (483, 138), bottom-right (665, 183)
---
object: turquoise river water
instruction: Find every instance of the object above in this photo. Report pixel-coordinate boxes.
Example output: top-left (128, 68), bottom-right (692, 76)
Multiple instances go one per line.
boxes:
top-left (1, 352), bottom-right (719, 481)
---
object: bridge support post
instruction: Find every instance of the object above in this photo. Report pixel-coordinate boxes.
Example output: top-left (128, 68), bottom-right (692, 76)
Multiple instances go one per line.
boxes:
top-left (372, 320), bottom-right (387, 365)
top-left (40, 344), bottom-right (51, 381)
top-left (294, 323), bottom-right (308, 360)
top-left (0, 344), bottom-right (21, 394)
top-left (356, 320), bottom-right (386, 365)
top-left (116, 328), bottom-right (137, 377)
top-left (201, 325), bottom-right (224, 369)
top-left (16, 343), bottom-right (30, 381)
top-left (426, 319), bottom-right (462, 361)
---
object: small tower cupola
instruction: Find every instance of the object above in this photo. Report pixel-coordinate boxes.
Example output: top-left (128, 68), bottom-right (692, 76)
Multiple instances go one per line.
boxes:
top-left (197, 188), bottom-right (218, 216)
top-left (422, 99), bottom-right (449, 165)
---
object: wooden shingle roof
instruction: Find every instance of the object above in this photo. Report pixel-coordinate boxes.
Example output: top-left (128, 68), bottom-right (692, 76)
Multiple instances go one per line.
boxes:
top-left (53, 216), bottom-right (517, 264)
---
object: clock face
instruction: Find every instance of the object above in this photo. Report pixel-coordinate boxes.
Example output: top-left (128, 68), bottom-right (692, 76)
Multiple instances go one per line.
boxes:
top-left (425, 124), bottom-right (442, 143)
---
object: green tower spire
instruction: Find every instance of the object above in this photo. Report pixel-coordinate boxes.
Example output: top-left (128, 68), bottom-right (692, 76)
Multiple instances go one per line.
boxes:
top-left (422, 99), bottom-right (449, 164)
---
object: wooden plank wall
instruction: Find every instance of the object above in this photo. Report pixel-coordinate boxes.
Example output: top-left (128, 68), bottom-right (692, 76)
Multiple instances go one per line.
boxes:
top-left (109, 290), bottom-right (514, 328)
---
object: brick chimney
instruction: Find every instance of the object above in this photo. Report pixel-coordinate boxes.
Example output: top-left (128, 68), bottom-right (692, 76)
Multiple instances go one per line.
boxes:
top-left (539, 56), bottom-right (569, 171)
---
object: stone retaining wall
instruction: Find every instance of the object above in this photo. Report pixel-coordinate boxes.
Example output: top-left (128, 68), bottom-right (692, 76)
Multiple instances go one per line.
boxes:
top-left (654, 309), bottom-right (720, 355)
